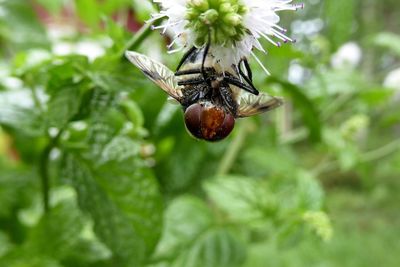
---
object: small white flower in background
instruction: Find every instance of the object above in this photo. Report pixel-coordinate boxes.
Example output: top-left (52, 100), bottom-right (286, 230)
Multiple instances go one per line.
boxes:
top-left (384, 68), bottom-right (400, 90)
top-left (331, 42), bottom-right (362, 70)
top-left (52, 40), bottom-right (106, 61)
top-left (149, 0), bottom-right (303, 71)
top-left (384, 68), bottom-right (400, 102)
top-left (48, 25), bottom-right (106, 61)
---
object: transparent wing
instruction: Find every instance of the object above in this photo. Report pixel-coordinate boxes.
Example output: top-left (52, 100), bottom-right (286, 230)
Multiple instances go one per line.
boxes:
top-left (237, 92), bottom-right (283, 118)
top-left (125, 51), bottom-right (183, 101)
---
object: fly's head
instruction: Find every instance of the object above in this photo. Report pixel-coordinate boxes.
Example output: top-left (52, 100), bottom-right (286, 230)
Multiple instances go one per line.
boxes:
top-left (184, 101), bottom-right (235, 141)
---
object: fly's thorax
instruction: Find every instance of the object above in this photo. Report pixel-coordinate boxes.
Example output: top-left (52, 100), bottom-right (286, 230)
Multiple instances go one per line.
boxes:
top-left (211, 76), bottom-right (224, 89)
top-left (179, 48), bottom-right (235, 74)
top-left (183, 47), bottom-right (215, 68)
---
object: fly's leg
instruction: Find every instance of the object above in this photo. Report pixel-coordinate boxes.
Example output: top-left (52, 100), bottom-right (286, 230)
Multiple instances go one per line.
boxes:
top-left (175, 46), bottom-right (197, 72)
top-left (177, 77), bottom-right (205, 86)
top-left (223, 76), bottom-right (259, 95)
top-left (184, 87), bottom-right (201, 103)
top-left (242, 58), bottom-right (253, 81)
top-left (220, 86), bottom-right (238, 114)
top-left (175, 67), bottom-right (213, 76)
top-left (182, 84), bottom-right (210, 106)
top-left (238, 58), bottom-right (258, 93)
top-left (201, 32), bottom-right (211, 85)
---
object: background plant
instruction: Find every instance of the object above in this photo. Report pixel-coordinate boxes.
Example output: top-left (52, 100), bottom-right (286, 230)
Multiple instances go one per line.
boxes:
top-left (0, 0), bottom-right (400, 266)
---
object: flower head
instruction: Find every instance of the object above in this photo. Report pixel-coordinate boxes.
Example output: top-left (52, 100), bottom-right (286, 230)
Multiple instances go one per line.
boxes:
top-left (149, 0), bottom-right (303, 70)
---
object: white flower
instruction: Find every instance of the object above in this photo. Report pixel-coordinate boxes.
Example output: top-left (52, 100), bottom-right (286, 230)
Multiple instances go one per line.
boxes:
top-left (384, 68), bottom-right (400, 102)
top-left (384, 68), bottom-right (400, 90)
top-left (149, 0), bottom-right (303, 71)
top-left (331, 42), bottom-right (362, 70)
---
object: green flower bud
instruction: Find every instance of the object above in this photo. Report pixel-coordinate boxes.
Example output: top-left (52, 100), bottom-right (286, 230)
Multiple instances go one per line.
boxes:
top-left (186, 0), bottom-right (248, 46)
top-left (224, 13), bottom-right (242, 26)
top-left (219, 3), bottom-right (233, 13)
top-left (189, 0), bottom-right (209, 10)
top-left (199, 9), bottom-right (219, 25)
top-left (340, 114), bottom-right (369, 141)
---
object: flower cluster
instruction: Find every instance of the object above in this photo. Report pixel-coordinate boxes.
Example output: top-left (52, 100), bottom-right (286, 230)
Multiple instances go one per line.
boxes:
top-left (149, 0), bottom-right (303, 70)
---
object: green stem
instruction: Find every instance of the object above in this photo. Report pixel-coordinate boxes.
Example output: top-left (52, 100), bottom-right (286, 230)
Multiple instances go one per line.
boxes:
top-left (121, 23), bottom-right (153, 56)
top-left (279, 127), bottom-right (308, 145)
top-left (321, 93), bottom-right (353, 121)
top-left (118, 1), bottom-right (163, 58)
top-left (39, 130), bottom-right (63, 213)
top-left (119, 16), bottom-right (163, 59)
top-left (311, 138), bottom-right (400, 176)
top-left (217, 120), bottom-right (254, 175)
top-left (361, 138), bottom-right (400, 162)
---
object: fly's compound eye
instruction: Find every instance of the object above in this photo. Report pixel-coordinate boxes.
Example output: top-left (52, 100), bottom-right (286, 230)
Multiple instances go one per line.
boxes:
top-left (184, 103), bottom-right (203, 139)
top-left (184, 103), bottom-right (235, 141)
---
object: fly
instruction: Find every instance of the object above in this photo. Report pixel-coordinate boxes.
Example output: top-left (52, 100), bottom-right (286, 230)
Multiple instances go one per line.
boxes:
top-left (125, 46), bottom-right (283, 141)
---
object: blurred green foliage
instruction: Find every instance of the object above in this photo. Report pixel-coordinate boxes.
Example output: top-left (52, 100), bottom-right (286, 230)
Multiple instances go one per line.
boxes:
top-left (1, 0), bottom-right (400, 266)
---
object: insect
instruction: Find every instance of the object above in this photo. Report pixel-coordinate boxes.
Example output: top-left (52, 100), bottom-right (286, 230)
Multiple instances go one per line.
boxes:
top-left (125, 46), bottom-right (283, 141)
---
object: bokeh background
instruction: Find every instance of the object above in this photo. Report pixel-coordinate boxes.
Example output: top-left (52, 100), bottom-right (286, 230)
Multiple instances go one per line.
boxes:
top-left (1, 0), bottom-right (400, 266)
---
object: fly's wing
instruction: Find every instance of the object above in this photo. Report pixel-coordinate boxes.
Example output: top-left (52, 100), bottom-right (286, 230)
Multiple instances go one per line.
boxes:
top-left (125, 51), bottom-right (183, 101)
top-left (236, 92), bottom-right (283, 118)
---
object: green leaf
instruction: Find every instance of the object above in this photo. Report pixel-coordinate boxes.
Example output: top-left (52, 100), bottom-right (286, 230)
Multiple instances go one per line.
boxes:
top-left (0, 256), bottom-right (62, 267)
top-left (23, 200), bottom-right (86, 259)
top-left (324, 128), bottom-right (361, 171)
top-left (324, 0), bottom-right (356, 50)
top-left (98, 0), bottom-right (134, 15)
top-left (203, 176), bottom-right (277, 223)
top-left (132, 0), bottom-right (155, 22)
top-left (295, 170), bottom-right (324, 211)
top-left (267, 77), bottom-right (322, 142)
top-left (307, 69), bottom-right (369, 97)
top-left (46, 86), bottom-right (81, 128)
top-left (35, 0), bottom-right (65, 14)
top-left (0, 162), bottom-right (38, 218)
top-left (0, 195), bottom-right (89, 267)
top-left (74, 0), bottom-right (101, 28)
top-left (372, 32), bottom-right (400, 57)
top-left (0, 232), bottom-right (13, 258)
top-left (62, 154), bottom-right (163, 266)
top-left (0, 90), bottom-right (46, 137)
top-left (99, 135), bottom-right (141, 164)
top-left (153, 196), bottom-right (245, 267)
top-left (241, 146), bottom-right (298, 178)
top-left (172, 228), bottom-right (246, 267)
top-left (359, 87), bottom-right (394, 106)
top-left (44, 56), bottom-right (89, 95)
top-left (0, 0), bottom-right (49, 51)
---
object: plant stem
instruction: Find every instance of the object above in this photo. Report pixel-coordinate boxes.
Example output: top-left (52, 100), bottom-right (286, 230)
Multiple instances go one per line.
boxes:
top-left (39, 130), bottom-right (63, 213)
top-left (361, 138), bottom-right (400, 162)
top-left (121, 23), bottom-right (153, 56)
top-left (39, 144), bottom-right (51, 213)
top-left (119, 16), bottom-right (163, 59)
top-left (311, 138), bottom-right (400, 176)
top-left (217, 120), bottom-right (254, 176)
top-left (279, 127), bottom-right (308, 144)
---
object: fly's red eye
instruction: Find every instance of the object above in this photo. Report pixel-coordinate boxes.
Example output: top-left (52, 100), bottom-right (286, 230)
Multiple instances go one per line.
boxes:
top-left (216, 112), bottom-right (235, 140)
top-left (184, 103), bottom-right (235, 141)
top-left (184, 103), bottom-right (203, 139)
